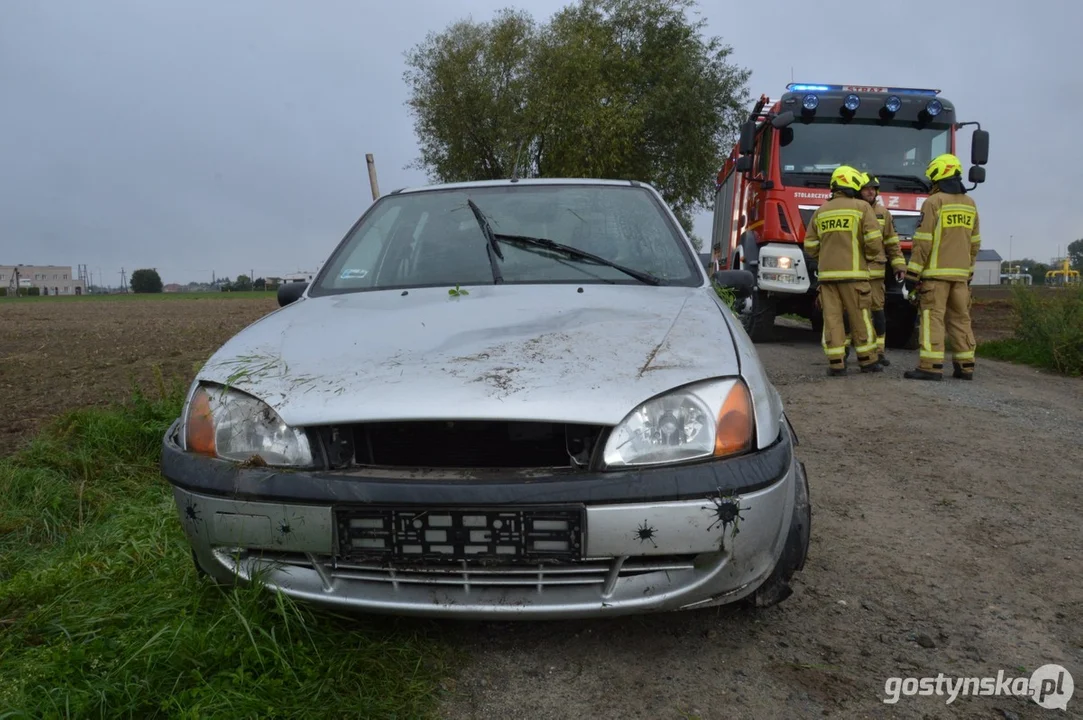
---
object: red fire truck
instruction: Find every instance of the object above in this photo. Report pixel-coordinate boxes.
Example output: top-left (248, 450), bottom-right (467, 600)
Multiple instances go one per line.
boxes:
top-left (710, 83), bottom-right (990, 346)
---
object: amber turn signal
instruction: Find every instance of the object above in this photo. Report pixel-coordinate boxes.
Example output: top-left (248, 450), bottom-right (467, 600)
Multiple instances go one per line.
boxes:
top-left (714, 380), bottom-right (754, 456)
top-left (185, 386), bottom-right (217, 456)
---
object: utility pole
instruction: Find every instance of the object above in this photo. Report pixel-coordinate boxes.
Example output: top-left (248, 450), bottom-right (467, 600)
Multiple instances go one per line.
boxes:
top-left (120, 267), bottom-right (127, 293)
top-left (366, 153), bottom-right (380, 201)
top-left (1008, 234), bottom-right (1012, 272)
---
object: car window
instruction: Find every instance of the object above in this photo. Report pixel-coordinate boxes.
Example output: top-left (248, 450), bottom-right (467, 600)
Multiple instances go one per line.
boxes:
top-left (312, 184), bottom-right (701, 294)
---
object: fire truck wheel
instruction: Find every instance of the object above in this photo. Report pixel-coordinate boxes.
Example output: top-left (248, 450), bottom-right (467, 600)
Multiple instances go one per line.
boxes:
top-left (738, 289), bottom-right (776, 342)
top-left (885, 306), bottom-right (919, 350)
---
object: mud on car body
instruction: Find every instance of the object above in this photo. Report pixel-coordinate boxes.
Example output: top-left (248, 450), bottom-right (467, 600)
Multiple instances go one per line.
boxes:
top-left (162, 178), bottom-right (811, 620)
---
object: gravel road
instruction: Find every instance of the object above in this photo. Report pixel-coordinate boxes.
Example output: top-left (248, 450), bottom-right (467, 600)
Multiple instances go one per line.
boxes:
top-left (436, 324), bottom-right (1083, 720)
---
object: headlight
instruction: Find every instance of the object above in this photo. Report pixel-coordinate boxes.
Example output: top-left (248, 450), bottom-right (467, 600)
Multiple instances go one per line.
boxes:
top-left (603, 378), bottom-right (754, 468)
top-left (183, 384), bottom-right (313, 467)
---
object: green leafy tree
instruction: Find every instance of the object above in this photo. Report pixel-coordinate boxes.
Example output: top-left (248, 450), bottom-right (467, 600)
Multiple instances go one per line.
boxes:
top-left (253, 277), bottom-right (266, 290)
top-left (1067, 239), bottom-right (1083, 271)
top-left (130, 268), bottom-right (163, 294)
top-left (233, 274), bottom-right (253, 292)
top-left (403, 0), bottom-right (750, 235)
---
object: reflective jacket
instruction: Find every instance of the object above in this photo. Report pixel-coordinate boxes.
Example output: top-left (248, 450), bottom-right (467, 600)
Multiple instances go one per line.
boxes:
top-left (869, 203), bottom-right (906, 278)
top-left (804, 194), bottom-right (883, 282)
top-left (906, 189), bottom-right (981, 283)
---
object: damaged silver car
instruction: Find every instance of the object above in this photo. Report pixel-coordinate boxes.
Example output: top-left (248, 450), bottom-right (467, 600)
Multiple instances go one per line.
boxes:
top-left (161, 178), bottom-right (811, 619)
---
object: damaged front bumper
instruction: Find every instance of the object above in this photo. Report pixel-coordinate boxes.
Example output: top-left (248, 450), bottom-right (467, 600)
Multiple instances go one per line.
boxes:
top-left (161, 419), bottom-right (809, 619)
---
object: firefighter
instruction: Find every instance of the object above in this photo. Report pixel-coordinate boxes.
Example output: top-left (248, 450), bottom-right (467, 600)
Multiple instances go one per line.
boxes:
top-left (804, 166), bottom-right (884, 375)
top-left (903, 153), bottom-right (981, 381)
top-left (860, 173), bottom-right (907, 365)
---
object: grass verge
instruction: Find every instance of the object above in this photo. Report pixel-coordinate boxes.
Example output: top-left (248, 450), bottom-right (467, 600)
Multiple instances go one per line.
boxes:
top-left (976, 283), bottom-right (1083, 376)
top-left (0, 371), bottom-right (450, 719)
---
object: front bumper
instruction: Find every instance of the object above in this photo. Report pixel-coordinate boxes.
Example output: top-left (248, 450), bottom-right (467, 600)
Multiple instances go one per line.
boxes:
top-left (162, 419), bottom-right (807, 619)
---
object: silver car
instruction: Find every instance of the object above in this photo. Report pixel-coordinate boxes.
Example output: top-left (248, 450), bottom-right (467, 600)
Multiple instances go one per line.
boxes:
top-left (162, 178), bottom-right (811, 619)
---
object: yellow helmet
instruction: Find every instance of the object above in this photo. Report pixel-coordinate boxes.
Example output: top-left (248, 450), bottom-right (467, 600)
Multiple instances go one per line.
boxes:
top-left (925, 153), bottom-right (962, 182)
top-left (830, 165), bottom-right (866, 192)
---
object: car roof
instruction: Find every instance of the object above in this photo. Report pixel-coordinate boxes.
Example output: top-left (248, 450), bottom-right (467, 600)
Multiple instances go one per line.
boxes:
top-left (389, 178), bottom-right (647, 196)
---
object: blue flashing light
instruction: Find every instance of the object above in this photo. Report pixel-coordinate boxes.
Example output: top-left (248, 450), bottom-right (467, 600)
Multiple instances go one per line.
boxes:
top-left (925, 99), bottom-right (943, 117)
top-left (844, 94), bottom-right (860, 111)
top-left (802, 94), bottom-right (819, 111)
top-left (787, 83), bottom-right (941, 96)
top-left (885, 95), bottom-right (902, 113)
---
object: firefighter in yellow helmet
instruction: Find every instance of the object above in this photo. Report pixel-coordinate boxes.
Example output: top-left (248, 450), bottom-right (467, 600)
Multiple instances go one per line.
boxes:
top-left (860, 173), bottom-right (907, 365)
top-left (903, 153), bottom-right (981, 381)
top-left (804, 166), bottom-right (884, 375)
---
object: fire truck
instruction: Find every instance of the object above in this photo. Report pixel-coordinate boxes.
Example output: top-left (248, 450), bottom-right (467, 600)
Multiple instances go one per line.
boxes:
top-left (710, 83), bottom-right (990, 346)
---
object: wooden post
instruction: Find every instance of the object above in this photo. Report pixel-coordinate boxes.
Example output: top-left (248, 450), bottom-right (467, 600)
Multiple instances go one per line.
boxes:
top-left (366, 154), bottom-right (380, 201)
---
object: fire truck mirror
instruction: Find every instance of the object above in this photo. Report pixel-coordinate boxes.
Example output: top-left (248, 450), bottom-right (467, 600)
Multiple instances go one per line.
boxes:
top-left (713, 269), bottom-right (756, 296)
top-left (968, 166), bottom-right (986, 185)
top-left (736, 156), bottom-right (754, 173)
top-left (970, 129), bottom-right (989, 166)
top-left (772, 111), bottom-right (795, 129)
top-left (738, 122), bottom-right (756, 156)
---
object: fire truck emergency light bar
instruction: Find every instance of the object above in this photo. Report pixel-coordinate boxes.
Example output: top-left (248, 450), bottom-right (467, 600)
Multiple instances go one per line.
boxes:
top-left (787, 83), bottom-right (941, 96)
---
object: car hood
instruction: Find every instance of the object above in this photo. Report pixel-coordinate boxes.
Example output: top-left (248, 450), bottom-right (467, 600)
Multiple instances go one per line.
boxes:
top-left (196, 284), bottom-right (740, 426)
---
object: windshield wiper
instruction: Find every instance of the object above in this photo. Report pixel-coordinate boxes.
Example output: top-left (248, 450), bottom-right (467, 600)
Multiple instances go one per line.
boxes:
top-left (873, 173), bottom-right (931, 191)
top-left (466, 199), bottom-right (504, 284)
top-left (491, 233), bottom-right (661, 285)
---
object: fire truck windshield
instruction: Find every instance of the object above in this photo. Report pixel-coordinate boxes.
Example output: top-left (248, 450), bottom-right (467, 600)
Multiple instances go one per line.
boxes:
top-left (778, 121), bottom-right (950, 192)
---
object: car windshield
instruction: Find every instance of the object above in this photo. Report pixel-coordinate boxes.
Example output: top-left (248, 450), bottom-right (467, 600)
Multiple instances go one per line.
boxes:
top-left (309, 184), bottom-right (701, 295)
top-left (779, 121), bottom-right (951, 190)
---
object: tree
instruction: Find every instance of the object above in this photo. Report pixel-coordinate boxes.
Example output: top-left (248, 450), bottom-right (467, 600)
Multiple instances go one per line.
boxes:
top-left (233, 274), bottom-right (253, 292)
top-left (253, 277), bottom-right (266, 290)
top-left (403, 0), bottom-right (751, 235)
top-left (1067, 239), bottom-right (1083, 271)
top-left (130, 268), bottom-right (163, 294)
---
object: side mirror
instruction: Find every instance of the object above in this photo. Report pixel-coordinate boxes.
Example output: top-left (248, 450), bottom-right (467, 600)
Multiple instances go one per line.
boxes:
top-left (968, 166), bottom-right (986, 184)
top-left (277, 281), bottom-right (308, 307)
top-left (971, 129), bottom-right (989, 166)
top-left (713, 269), bottom-right (756, 295)
top-left (771, 111), bottom-right (795, 129)
top-left (738, 121), bottom-right (756, 156)
top-left (736, 156), bottom-right (753, 173)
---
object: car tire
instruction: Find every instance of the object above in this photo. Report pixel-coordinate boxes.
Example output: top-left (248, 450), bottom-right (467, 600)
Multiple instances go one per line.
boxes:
top-left (743, 460), bottom-right (811, 609)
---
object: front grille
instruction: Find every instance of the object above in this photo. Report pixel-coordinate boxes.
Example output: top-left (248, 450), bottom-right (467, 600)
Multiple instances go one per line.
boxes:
top-left (315, 420), bottom-right (606, 470)
top-left (238, 550), bottom-right (699, 591)
top-left (336, 505), bottom-right (585, 564)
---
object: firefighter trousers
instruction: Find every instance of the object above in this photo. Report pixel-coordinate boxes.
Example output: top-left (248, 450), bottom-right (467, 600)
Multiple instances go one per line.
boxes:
top-left (870, 276), bottom-right (887, 354)
top-left (917, 279), bottom-right (975, 376)
top-left (819, 280), bottom-right (878, 369)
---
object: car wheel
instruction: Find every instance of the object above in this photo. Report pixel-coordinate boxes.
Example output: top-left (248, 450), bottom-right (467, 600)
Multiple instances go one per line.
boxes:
top-left (744, 461), bottom-right (811, 609)
top-left (737, 288), bottom-right (777, 343)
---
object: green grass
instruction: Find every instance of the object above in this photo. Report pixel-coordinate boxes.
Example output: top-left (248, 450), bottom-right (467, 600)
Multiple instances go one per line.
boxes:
top-left (1, 290), bottom-right (278, 302)
top-left (0, 371), bottom-right (451, 719)
top-left (976, 284), bottom-right (1083, 376)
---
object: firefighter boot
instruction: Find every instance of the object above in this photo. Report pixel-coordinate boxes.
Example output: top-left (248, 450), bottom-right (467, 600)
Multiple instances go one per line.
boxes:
top-left (861, 362), bottom-right (884, 374)
top-left (952, 362), bottom-right (973, 380)
top-left (904, 369), bottom-right (942, 381)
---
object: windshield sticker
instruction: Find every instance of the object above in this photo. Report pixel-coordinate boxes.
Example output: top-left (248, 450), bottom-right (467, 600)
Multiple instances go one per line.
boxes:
top-left (339, 268), bottom-right (369, 280)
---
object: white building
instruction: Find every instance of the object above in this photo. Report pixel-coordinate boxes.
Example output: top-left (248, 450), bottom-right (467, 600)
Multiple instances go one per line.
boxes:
top-left (283, 271), bottom-right (317, 284)
top-left (971, 249), bottom-right (1002, 286)
top-left (1, 264), bottom-right (86, 295)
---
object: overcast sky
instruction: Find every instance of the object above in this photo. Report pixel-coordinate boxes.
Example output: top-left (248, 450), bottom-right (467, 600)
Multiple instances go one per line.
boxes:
top-left (1, 0), bottom-right (1079, 285)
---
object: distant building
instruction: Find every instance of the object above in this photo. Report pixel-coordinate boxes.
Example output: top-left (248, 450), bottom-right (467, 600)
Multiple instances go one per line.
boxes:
top-left (971, 249), bottom-right (1002, 286)
top-left (163, 283), bottom-right (183, 293)
top-left (0, 264), bottom-right (85, 295)
top-left (283, 271), bottom-right (317, 284)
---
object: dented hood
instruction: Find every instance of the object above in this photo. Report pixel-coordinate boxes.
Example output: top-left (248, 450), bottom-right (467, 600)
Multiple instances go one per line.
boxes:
top-left (197, 284), bottom-right (740, 426)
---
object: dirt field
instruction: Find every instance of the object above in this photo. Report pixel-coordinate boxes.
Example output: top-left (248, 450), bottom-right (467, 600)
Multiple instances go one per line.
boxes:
top-left (4, 294), bottom-right (1080, 719)
top-left (0, 295), bottom-right (277, 456)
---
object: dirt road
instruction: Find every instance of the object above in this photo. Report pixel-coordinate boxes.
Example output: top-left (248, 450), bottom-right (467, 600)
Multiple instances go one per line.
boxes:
top-left (437, 325), bottom-right (1083, 720)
